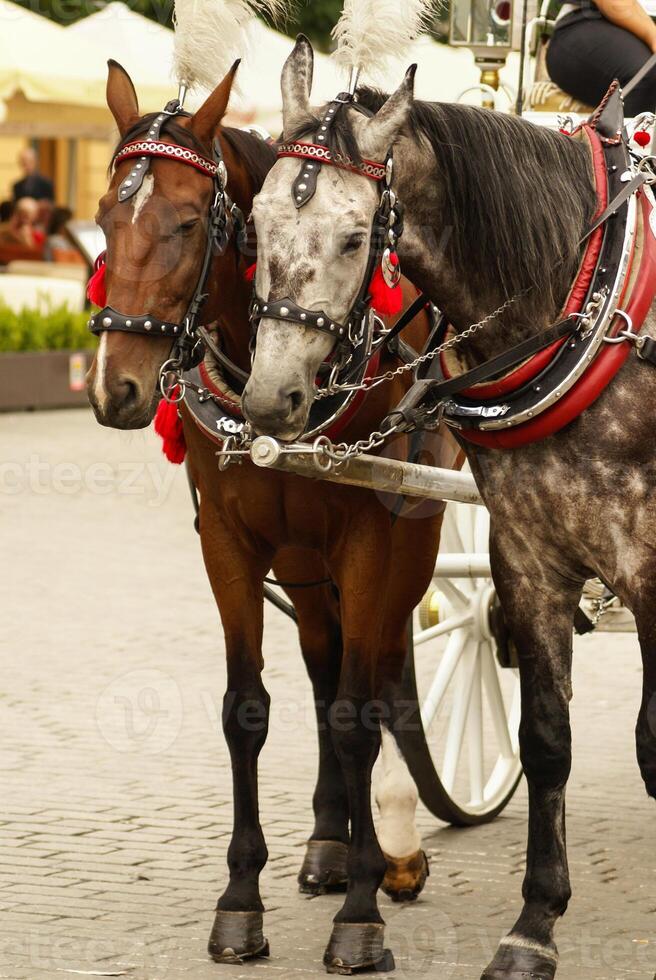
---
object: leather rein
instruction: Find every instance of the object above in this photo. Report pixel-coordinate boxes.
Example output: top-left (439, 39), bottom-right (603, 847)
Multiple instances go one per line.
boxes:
top-left (88, 98), bottom-right (245, 376)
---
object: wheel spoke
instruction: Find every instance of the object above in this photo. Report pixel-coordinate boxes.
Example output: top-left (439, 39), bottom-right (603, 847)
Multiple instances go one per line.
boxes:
top-left (414, 610), bottom-right (474, 645)
top-left (420, 628), bottom-right (468, 729)
top-left (481, 641), bottom-right (515, 759)
top-left (437, 578), bottom-right (470, 608)
top-left (467, 651), bottom-right (484, 806)
top-left (441, 641), bottom-right (477, 795)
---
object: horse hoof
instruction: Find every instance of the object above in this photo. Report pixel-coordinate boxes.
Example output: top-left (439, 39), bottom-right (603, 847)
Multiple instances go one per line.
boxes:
top-left (208, 910), bottom-right (270, 964)
top-left (323, 921), bottom-right (395, 974)
top-left (481, 942), bottom-right (557, 979)
top-left (381, 850), bottom-right (429, 902)
top-left (299, 840), bottom-right (349, 895)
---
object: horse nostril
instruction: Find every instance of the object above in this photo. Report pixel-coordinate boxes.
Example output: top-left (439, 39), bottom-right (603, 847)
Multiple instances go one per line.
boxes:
top-left (117, 377), bottom-right (140, 410)
top-left (289, 389), bottom-right (304, 413)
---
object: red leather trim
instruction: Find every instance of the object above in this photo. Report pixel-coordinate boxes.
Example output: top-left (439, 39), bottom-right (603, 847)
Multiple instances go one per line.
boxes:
top-left (442, 126), bottom-right (608, 401)
top-left (191, 351), bottom-right (383, 444)
top-left (462, 192), bottom-right (655, 450)
top-left (198, 361), bottom-right (244, 417)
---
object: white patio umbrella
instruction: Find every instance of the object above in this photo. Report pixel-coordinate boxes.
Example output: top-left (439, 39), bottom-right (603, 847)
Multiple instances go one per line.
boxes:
top-left (0, 0), bottom-right (106, 106)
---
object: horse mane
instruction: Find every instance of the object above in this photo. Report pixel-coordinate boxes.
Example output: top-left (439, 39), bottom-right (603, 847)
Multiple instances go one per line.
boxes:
top-left (111, 115), bottom-right (276, 192)
top-left (289, 90), bottom-right (598, 316)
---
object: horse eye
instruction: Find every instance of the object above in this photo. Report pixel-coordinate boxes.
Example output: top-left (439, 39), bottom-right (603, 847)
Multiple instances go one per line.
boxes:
top-left (342, 233), bottom-right (366, 255)
top-left (178, 218), bottom-right (199, 233)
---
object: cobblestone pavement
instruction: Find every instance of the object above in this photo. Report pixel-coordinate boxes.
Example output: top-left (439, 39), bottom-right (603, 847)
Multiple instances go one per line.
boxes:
top-left (1, 408), bottom-right (654, 980)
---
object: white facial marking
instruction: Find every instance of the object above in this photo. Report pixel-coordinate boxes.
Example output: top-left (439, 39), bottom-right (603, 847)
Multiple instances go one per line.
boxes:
top-left (94, 332), bottom-right (109, 410)
top-left (131, 173), bottom-right (154, 224)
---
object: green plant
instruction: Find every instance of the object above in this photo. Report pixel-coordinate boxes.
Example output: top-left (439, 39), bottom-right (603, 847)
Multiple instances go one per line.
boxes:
top-left (0, 302), bottom-right (95, 353)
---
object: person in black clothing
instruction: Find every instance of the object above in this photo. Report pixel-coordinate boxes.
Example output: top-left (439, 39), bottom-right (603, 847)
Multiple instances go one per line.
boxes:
top-left (547, 0), bottom-right (656, 115)
top-left (12, 147), bottom-right (54, 202)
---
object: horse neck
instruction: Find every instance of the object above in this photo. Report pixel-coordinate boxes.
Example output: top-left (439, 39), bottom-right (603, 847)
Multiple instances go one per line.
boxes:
top-left (395, 113), bottom-right (598, 366)
top-left (203, 131), bottom-right (259, 374)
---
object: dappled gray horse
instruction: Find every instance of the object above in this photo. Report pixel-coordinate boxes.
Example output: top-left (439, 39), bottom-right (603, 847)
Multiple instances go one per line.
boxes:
top-left (244, 35), bottom-right (656, 980)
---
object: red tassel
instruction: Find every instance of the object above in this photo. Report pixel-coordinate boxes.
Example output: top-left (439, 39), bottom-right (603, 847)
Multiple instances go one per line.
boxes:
top-left (369, 256), bottom-right (403, 317)
top-left (87, 252), bottom-right (107, 307)
top-left (154, 393), bottom-right (187, 465)
top-left (244, 262), bottom-right (257, 282)
top-left (634, 130), bottom-right (651, 148)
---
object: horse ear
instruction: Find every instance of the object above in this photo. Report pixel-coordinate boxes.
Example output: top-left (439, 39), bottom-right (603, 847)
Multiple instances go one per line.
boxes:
top-left (281, 34), bottom-right (314, 136)
top-left (361, 64), bottom-right (417, 157)
top-left (191, 60), bottom-right (240, 145)
top-left (107, 60), bottom-right (140, 137)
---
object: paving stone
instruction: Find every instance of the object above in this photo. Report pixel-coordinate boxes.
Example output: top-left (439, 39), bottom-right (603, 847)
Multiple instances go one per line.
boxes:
top-left (0, 409), bottom-right (654, 979)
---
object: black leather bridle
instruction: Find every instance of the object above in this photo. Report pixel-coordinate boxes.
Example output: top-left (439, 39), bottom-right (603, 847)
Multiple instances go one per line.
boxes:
top-left (249, 92), bottom-right (404, 373)
top-left (89, 98), bottom-right (245, 373)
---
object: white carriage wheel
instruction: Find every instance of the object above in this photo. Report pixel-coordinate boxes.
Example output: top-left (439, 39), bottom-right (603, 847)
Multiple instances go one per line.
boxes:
top-left (398, 499), bottom-right (523, 826)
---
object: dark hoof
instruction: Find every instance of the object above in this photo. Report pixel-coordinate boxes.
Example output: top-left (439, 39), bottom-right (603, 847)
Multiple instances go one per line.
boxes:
top-left (299, 840), bottom-right (349, 895)
top-left (381, 850), bottom-right (429, 903)
top-left (481, 943), bottom-right (557, 980)
top-left (324, 922), bottom-right (395, 974)
top-left (208, 909), bottom-right (270, 964)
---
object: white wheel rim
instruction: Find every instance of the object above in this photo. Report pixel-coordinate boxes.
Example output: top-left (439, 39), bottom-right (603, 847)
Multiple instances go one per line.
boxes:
top-left (413, 499), bottom-right (522, 816)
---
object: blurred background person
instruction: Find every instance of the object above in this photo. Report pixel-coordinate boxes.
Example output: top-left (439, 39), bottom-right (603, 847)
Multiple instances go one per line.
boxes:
top-left (12, 146), bottom-right (54, 203)
top-left (0, 197), bottom-right (44, 251)
top-left (547, 0), bottom-right (656, 115)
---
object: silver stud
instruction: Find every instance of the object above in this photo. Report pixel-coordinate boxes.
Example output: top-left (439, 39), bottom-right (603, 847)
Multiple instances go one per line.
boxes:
top-left (307, 164), bottom-right (314, 169)
top-left (144, 320), bottom-right (152, 331)
top-left (329, 324), bottom-right (335, 331)
top-left (102, 316), bottom-right (112, 327)
top-left (161, 325), bottom-right (166, 333)
top-left (125, 319), bottom-right (132, 327)
top-left (297, 196), bottom-right (303, 202)
top-left (136, 163), bottom-right (143, 170)
top-left (263, 305), bottom-right (268, 312)
top-left (303, 173), bottom-right (310, 179)
top-left (124, 180), bottom-right (133, 187)
top-left (174, 326), bottom-right (179, 334)
top-left (90, 318), bottom-right (95, 327)
top-left (299, 183), bottom-right (307, 191)
top-left (321, 125), bottom-right (327, 131)
top-left (300, 313), bottom-right (307, 320)
top-left (317, 317), bottom-right (325, 326)
top-left (280, 306), bottom-right (289, 316)
top-left (318, 135), bottom-right (325, 142)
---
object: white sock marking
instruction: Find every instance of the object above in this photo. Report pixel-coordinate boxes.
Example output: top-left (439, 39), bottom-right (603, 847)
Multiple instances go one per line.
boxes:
top-left (373, 726), bottom-right (422, 859)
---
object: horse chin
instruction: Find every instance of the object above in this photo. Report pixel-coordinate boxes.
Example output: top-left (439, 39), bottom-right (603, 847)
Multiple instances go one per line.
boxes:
top-left (88, 386), bottom-right (159, 432)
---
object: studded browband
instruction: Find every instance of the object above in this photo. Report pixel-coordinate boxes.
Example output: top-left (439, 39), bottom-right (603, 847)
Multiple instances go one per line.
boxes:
top-left (90, 98), bottom-right (239, 369)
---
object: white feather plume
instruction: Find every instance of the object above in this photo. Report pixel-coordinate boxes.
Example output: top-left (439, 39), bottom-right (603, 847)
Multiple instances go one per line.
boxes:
top-left (332, 0), bottom-right (435, 77)
top-left (173, 0), bottom-right (288, 92)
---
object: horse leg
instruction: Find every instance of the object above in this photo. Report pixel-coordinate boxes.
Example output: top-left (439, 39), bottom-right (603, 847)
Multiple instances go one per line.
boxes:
top-left (628, 588), bottom-right (656, 800)
top-left (482, 530), bottom-right (583, 980)
top-left (322, 511), bottom-right (395, 975)
top-left (274, 548), bottom-right (350, 894)
top-left (374, 511), bottom-right (443, 903)
top-left (373, 723), bottom-right (428, 902)
top-left (200, 511), bottom-right (273, 964)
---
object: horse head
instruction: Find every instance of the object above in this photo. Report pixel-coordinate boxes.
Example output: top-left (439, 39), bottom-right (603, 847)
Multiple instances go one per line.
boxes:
top-left (87, 60), bottom-right (241, 429)
top-left (243, 36), bottom-right (416, 441)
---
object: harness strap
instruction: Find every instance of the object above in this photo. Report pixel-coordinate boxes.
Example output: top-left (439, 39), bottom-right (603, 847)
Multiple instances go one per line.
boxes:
top-left (622, 51), bottom-right (656, 98)
top-left (583, 171), bottom-right (648, 240)
top-left (385, 315), bottom-right (580, 430)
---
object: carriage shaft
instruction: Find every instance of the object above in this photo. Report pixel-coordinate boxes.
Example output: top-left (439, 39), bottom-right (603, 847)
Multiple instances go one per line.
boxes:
top-left (249, 437), bottom-right (484, 506)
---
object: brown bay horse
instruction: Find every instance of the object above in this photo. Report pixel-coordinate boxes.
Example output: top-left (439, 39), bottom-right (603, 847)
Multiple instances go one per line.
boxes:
top-left (87, 62), bottom-right (457, 973)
